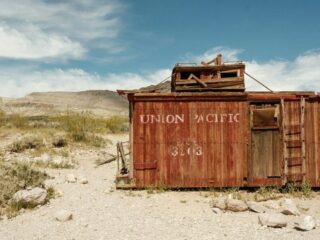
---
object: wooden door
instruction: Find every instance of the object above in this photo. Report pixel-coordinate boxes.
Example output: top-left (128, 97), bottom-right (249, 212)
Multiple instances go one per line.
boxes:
top-left (249, 104), bottom-right (283, 186)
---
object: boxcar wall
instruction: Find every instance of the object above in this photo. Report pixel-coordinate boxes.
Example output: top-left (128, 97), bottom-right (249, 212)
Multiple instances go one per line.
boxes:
top-left (129, 93), bottom-right (249, 188)
top-left (125, 92), bottom-right (320, 189)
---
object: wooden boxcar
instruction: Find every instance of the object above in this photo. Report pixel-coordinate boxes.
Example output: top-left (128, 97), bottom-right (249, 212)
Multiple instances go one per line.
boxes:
top-left (116, 91), bottom-right (320, 188)
top-left (116, 56), bottom-right (320, 189)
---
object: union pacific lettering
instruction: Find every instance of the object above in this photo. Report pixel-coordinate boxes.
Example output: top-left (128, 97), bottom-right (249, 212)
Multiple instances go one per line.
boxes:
top-left (139, 113), bottom-right (240, 124)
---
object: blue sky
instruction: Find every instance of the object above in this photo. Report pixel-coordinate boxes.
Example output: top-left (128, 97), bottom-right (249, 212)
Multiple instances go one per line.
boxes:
top-left (0, 0), bottom-right (320, 97)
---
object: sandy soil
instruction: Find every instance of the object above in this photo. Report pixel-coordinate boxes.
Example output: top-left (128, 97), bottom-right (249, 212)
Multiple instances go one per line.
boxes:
top-left (1, 134), bottom-right (320, 240)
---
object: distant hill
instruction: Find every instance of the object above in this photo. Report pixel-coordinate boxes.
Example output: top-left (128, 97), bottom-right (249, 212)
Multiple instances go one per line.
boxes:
top-left (1, 90), bottom-right (128, 117)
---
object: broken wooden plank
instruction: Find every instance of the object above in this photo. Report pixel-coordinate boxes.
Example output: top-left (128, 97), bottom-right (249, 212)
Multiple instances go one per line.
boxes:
top-left (95, 153), bottom-right (130, 167)
top-left (187, 73), bottom-right (208, 88)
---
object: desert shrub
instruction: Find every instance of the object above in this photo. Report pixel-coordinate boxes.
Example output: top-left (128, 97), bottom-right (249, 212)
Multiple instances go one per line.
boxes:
top-left (88, 135), bottom-right (105, 148)
top-left (7, 114), bottom-right (29, 129)
top-left (0, 109), bottom-right (5, 127)
top-left (105, 115), bottom-right (129, 133)
top-left (56, 112), bottom-right (98, 142)
top-left (0, 160), bottom-right (48, 216)
top-left (52, 135), bottom-right (68, 148)
top-left (254, 186), bottom-right (281, 201)
top-left (10, 134), bottom-right (44, 153)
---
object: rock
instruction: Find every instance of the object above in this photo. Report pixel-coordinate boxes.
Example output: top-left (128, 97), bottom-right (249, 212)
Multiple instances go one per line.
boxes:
top-left (212, 208), bottom-right (223, 214)
top-left (294, 216), bottom-right (316, 231)
top-left (247, 201), bottom-right (267, 213)
top-left (52, 156), bottom-right (63, 165)
top-left (281, 199), bottom-right (300, 216)
top-left (258, 213), bottom-right (287, 228)
top-left (55, 210), bottom-right (73, 222)
top-left (79, 177), bottom-right (88, 184)
top-left (226, 199), bottom-right (248, 212)
top-left (212, 197), bottom-right (227, 210)
top-left (66, 174), bottom-right (77, 183)
top-left (13, 187), bottom-right (47, 205)
top-left (40, 153), bottom-right (50, 162)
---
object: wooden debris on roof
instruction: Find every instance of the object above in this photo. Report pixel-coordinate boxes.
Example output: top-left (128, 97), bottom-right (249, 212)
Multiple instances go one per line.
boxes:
top-left (171, 54), bottom-right (245, 92)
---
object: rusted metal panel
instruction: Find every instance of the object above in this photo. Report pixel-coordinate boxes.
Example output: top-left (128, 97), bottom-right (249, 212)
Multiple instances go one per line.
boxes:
top-left (131, 99), bottom-right (248, 188)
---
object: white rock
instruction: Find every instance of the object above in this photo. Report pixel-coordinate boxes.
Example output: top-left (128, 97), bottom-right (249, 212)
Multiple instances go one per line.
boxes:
top-left (247, 201), bottom-right (267, 213)
top-left (13, 187), bottom-right (47, 205)
top-left (281, 199), bottom-right (300, 216)
top-left (226, 199), bottom-right (248, 212)
top-left (52, 156), bottom-right (63, 165)
top-left (212, 208), bottom-right (223, 214)
top-left (79, 177), bottom-right (88, 184)
top-left (258, 213), bottom-right (287, 228)
top-left (55, 210), bottom-right (73, 222)
top-left (295, 216), bottom-right (316, 231)
top-left (212, 197), bottom-right (227, 210)
top-left (66, 174), bottom-right (77, 183)
top-left (40, 153), bottom-right (50, 162)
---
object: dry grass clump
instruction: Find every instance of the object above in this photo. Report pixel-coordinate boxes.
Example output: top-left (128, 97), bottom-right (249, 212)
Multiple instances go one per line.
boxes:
top-left (0, 109), bottom-right (5, 127)
top-left (34, 158), bottom-right (77, 169)
top-left (9, 134), bottom-right (44, 153)
top-left (54, 112), bottom-right (128, 147)
top-left (0, 159), bottom-right (48, 216)
top-left (105, 115), bottom-right (129, 133)
top-left (52, 134), bottom-right (68, 148)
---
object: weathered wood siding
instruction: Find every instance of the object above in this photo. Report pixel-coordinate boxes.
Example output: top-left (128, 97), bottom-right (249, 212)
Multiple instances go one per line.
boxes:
top-left (132, 99), bottom-right (248, 188)
top-left (305, 100), bottom-right (320, 186)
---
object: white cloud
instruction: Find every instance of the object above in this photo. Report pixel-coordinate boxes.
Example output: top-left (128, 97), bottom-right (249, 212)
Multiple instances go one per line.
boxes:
top-left (1, 47), bottom-right (319, 98)
top-left (0, 23), bottom-right (85, 60)
top-left (0, 0), bottom-right (123, 60)
top-left (186, 47), bottom-right (320, 92)
top-left (245, 50), bottom-right (320, 92)
top-left (0, 67), bottom-right (171, 98)
top-left (185, 46), bottom-right (243, 63)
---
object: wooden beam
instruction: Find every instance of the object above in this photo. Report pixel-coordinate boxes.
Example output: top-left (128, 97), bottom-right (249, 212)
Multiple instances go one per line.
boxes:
top-left (176, 77), bottom-right (243, 85)
top-left (187, 73), bottom-right (208, 88)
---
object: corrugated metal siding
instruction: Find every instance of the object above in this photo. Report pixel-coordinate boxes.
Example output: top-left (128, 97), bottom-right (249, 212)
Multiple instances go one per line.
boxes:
top-left (132, 100), bottom-right (248, 188)
top-left (305, 100), bottom-right (320, 186)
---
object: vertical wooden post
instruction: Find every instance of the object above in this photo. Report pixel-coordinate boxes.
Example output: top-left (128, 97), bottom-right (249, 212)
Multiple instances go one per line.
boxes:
top-left (301, 97), bottom-right (306, 183)
top-left (281, 99), bottom-right (288, 185)
top-left (116, 142), bottom-right (120, 173)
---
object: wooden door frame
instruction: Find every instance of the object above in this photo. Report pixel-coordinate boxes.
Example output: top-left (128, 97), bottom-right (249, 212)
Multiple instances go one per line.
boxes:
top-left (247, 101), bottom-right (284, 187)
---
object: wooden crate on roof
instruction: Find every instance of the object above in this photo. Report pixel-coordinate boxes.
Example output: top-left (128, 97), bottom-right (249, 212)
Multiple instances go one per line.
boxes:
top-left (171, 54), bottom-right (245, 92)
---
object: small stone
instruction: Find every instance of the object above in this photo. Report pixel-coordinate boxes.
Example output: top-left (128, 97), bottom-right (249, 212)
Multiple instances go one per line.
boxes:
top-left (55, 210), bottom-right (73, 222)
top-left (13, 187), bottom-right (47, 205)
top-left (212, 197), bottom-right (227, 210)
top-left (40, 153), bottom-right (50, 162)
top-left (258, 213), bottom-right (287, 228)
top-left (212, 208), bottom-right (223, 214)
top-left (55, 190), bottom-right (63, 197)
top-left (52, 156), bottom-right (63, 165)
top-left (79, 177), bottom-right (88, 184)
top-left (66, 174), bottom-right (77, 183)
top-left (281, 199), bottom-right (300, 216)
top-left (226, 199), bottom-right (248, 212)
top-left (247, 201), bottom-right (267, 213)
top-left (294, 216), bottom-right (316, 231)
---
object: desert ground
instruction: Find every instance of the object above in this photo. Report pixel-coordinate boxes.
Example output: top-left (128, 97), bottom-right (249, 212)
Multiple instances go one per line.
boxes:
top-left (1, 91), bottom-right (320, 240)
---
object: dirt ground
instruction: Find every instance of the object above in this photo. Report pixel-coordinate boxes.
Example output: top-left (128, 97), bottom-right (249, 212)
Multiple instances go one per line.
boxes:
top-left (1, 134), bottom-right (320, 240)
